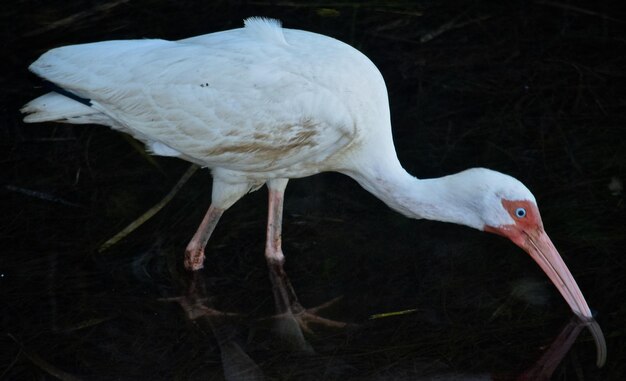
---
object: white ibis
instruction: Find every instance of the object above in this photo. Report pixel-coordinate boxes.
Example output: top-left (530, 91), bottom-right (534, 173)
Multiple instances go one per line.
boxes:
top-left (22, 17), bottom-right (593, 322)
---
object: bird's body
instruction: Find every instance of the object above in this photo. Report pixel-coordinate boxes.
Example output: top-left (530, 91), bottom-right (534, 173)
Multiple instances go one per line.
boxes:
top-left (23, 18), bottom-right (594, 323)
top-left (22, 19), bottom-right (532, 227)
top-left (24, 19), bottom-right (389, 184)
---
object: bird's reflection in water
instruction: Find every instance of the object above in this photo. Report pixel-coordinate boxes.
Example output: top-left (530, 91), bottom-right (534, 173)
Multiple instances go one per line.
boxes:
top-left (269, 311), bottom-right (314, 354)
top-left (266, 259), bottom-right (346, 353)
top-left (165, 271), bottom-right (265, 381)
top-left (511, 317), bottom-right (605, 381)
top-left (374, 318), bottom-right (605, 381)
top-left (168, 271), bottom-right (605, 381)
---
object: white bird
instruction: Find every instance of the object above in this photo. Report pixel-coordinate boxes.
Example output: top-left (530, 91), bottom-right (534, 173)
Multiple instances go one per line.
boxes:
top-left (22, 17), bottom-right (593, 324)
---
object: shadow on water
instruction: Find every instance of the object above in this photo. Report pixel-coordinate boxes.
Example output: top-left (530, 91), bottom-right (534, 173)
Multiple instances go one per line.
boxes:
top-left (1, 0), bottom-right (625, 379)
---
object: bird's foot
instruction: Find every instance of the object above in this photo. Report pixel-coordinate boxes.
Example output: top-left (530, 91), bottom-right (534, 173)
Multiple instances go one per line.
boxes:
top-left (260, 297), bottom-right (347, 353)
top-left (161, 295), bottom-right (238, 320)
top-left (267, 296), bottom-right (349, 335)
top-left (266, 259), bottom-right (350, 334)
top-left (290, 297), bottom-right (348, 334)
top-left (161, 271), bottom-right (238, 320)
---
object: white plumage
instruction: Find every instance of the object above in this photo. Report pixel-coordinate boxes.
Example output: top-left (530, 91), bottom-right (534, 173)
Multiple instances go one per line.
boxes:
top-left (24, 18), bottom-right (374, 179)
top-left (22, 17), bottom-right (594, 323)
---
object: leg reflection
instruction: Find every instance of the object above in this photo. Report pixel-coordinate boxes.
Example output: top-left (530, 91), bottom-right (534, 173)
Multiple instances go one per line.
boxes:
top-left (264, 180), bottom-right (347, 341)
top-left (166, 272), bottom-right (264, 381)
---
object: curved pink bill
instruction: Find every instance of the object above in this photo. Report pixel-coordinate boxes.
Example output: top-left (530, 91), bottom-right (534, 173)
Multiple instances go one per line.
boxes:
top-left (522, 228), bottom-right (592, 319)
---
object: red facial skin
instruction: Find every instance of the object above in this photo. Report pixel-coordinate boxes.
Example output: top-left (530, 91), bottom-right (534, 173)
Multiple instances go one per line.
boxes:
top-left (485, 199), bottom-right (593, 319)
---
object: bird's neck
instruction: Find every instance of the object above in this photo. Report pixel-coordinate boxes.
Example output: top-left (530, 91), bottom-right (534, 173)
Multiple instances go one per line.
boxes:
top-left (346, 160), bottom-right (483, 230)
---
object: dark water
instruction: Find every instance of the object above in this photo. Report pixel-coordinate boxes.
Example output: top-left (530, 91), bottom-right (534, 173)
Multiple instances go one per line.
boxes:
top-left (1, 1), bottom-right (624, 380)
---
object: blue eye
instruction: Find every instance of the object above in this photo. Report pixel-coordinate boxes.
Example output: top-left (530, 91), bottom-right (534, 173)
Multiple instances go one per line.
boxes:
top-left (515, 207), bottom-right (527, 218)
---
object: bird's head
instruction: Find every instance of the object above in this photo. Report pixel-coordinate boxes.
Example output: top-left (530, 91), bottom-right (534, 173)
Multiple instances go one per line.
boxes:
top-left (450, 168), bottom-right (593, 319)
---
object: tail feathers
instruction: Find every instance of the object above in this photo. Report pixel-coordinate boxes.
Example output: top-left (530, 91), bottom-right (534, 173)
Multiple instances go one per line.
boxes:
top-left (21, 92), bottom-right (111, 125)
top-left (21, 92), bottom-right (181, 158)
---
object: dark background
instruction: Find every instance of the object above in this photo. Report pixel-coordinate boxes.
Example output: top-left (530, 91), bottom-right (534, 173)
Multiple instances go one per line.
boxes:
top-left (1, 1), bottom-right (624, 380)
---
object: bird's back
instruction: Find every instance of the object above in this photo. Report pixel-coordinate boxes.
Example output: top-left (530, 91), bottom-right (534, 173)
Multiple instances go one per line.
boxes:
top-left (23, 18), bottom-right (394, 178)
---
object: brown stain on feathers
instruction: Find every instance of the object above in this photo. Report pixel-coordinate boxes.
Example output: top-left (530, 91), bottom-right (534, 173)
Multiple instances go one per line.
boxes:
top-left (203, 119), bottom-right (320, 161)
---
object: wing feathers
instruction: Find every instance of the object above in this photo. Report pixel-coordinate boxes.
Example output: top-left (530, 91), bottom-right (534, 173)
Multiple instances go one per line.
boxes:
top-left (24, 20), bottom-right (357, 174)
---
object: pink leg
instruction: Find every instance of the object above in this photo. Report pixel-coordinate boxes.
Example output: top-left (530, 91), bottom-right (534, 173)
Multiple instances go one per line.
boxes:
top-left (265, 184), bottom-right (300, 314)
top-left (265, 180), bottom-right (346, 332)
top-left (185, 205), bottom-right (224, 271)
